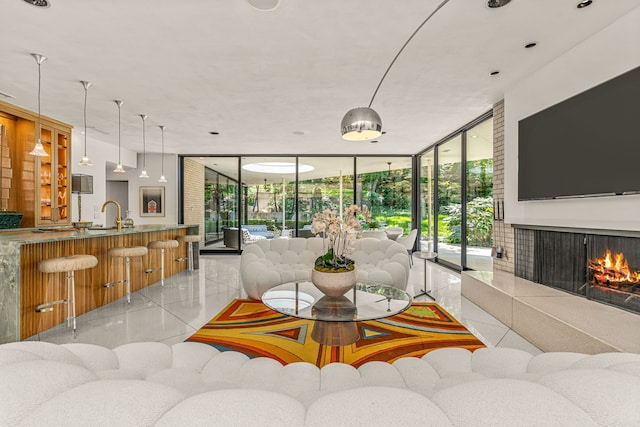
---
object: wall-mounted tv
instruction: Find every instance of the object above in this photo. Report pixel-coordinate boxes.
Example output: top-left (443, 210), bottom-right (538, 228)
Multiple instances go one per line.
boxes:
top-left (518, 66), bottom-right (640, 201)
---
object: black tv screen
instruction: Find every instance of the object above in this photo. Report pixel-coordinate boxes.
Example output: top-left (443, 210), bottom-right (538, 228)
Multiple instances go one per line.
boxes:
top-left (518, 66), bottom-right (640, 201)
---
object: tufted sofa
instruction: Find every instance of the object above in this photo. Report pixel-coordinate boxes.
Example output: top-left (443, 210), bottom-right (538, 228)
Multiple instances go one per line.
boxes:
top-left (349, 237), bottom-right (410, 289)
top-left (2, 341), bottom-right (640, 426)
top-left (240, 237), bottom-right (410, 300)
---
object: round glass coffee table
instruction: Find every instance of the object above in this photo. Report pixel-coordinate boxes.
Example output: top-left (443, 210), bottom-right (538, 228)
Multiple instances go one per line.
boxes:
top-left (262, 281), bottom-right (412, 346)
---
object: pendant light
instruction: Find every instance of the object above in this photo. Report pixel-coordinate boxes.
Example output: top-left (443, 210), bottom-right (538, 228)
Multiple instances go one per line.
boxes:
top-left (113, 100), bottom-right (126, 173)
top-left (138, 114), bottom-right (149, 178)
top-left (340, 0), bottom-right (450, 141)
top-left (340, 107), bottom-right (382, 141)
top-left (29, 53), bottom-right (48, 157)
top-left (158, 125), bottom-right (167, 183)
top-left (77, 81), bottom-right (93, 166)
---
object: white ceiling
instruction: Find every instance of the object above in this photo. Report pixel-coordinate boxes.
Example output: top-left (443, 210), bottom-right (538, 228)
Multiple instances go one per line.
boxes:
top-left (1, 0), bottom-right (638, 158)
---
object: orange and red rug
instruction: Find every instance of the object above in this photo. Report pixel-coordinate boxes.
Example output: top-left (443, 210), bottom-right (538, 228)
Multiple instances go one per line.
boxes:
top-left (187, 299), bottom-right (485, 368)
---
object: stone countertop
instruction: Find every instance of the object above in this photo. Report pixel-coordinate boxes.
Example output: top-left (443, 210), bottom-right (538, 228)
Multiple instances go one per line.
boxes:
top-left (0, 224), bottom-right (196, 245)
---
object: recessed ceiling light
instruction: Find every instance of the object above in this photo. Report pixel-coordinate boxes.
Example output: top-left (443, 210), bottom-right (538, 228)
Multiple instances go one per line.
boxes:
top-left (242, 162), bottom-right (314, 174)
top-left (209, 131), bottom-right (219, 135)
top-left (247, 0), bottom-right (279, 11)
top-left (292, 131), bottom-right (304, 136)
top-left (525, 42), bottom-right (537, 49)
top-left (577, 1), bottom-right (592, 8)
top-left (23, 0), bottom-right (50, 7)
top-left (487, 0), bottom-right (511, 8)
top-left (490, 70), bottom-right (500, 76)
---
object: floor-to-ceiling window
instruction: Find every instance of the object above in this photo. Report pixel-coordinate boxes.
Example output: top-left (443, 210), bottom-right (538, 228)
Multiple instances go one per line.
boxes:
top-left (357, 157), bottom-right (413, 233)
top-left (201, 157), bottom-right (240, 251)
top-left (437, 136), bottom-right (463, 268)
top-left (465, 119), bottom-right (494, 271)
top-left (180, 155), bottom-right (415, 253)
top-left (298, 157), bottom-right (354, 232)
top-left (241, 156), bottom-right (297, 236)
top-left (419, 150), bottom-right (435, 252)
top-left (418, 112), bottom-right (493, 271)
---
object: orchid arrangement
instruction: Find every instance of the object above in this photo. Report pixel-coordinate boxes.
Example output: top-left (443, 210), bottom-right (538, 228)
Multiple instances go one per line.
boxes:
top-left (311, 205), bottom-right (362, 272)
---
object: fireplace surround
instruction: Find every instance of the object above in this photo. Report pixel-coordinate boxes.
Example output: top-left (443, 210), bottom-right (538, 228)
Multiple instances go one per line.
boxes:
top-left (514, 225), bottom-right (640, 315)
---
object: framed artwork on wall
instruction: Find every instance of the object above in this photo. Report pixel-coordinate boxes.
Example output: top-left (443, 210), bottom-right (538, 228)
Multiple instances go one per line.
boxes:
top-left (140, 186), bottom-right (165, 217)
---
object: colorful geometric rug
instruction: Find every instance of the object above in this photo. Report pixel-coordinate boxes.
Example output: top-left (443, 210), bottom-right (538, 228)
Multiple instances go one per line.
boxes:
top-left (186, 299), bottom-right (485, 368)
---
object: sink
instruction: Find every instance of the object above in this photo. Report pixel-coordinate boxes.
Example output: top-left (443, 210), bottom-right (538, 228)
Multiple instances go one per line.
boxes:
top-left (89, 226), bottom-right (117, 230)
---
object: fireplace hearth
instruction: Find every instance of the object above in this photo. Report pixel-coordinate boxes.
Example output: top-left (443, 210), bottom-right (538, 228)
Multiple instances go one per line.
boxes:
top-left (515, 226), bottom-right (640, 314)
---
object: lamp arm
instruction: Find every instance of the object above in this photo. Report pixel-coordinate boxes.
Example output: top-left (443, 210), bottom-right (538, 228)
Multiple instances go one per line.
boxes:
top-left (367, 0), bottom-right (451, 108)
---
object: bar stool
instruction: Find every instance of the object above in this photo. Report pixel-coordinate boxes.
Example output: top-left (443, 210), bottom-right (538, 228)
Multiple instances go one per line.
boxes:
top-left (177, 235), bottom-right (200, 271)
top-left (105, 246), bottom-right (148, 303)
top-left (146, 240), bottom-right (179, 286)
top-left (36, 254), bottom-right (98, 333)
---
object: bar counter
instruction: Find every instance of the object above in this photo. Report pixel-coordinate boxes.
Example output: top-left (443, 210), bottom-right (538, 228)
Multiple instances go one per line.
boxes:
top-left (0, 224), bottom-right (198, 343)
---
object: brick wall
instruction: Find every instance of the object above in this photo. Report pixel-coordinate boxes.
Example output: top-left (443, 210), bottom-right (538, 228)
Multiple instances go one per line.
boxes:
top-left (183, 158), bottom-right (205, 248)
top-left (492, 100), bottom-right (515, 273)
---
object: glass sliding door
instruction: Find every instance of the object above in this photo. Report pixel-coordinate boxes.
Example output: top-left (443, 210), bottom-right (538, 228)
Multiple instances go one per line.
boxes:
top-left (419, 150), bottom-right (435, 252)
top-left (200, 157), bottom-right (241, 251)
top-left (418, 112), bottom-right (493, 271)
top-left (465, 119), bottom-right (494, 271)
top-left (437, 136), bottom-right (463, 268)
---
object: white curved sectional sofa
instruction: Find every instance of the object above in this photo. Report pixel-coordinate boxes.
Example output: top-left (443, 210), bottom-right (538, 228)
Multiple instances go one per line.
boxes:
top-left (240, 237), bottom-right (410, 300)
top-left (2, 341), bottom-right (640, 426)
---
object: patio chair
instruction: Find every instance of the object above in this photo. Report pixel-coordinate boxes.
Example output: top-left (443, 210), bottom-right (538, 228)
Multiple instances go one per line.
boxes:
top-left (396, 229), bottom-right (418, 266)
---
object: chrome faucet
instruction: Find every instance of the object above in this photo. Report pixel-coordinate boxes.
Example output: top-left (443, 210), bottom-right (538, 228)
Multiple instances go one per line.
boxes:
top-left (101, 200), bottom-right (122, 232)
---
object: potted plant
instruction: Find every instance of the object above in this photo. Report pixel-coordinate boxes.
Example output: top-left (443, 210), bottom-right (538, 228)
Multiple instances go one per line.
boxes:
top-left (310, 205), bottom-right (362, 296)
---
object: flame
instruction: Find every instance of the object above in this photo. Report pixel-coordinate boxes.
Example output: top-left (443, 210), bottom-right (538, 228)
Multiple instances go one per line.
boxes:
top-left (588, 249), bottom-right (640, 284)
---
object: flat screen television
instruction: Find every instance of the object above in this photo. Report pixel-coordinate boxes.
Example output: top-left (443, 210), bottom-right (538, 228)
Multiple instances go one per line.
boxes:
top-left (518, 66), bottom-right (640, 201)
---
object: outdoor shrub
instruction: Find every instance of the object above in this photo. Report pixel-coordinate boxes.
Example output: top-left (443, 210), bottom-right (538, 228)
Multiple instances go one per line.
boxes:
top-left (442, 197), bottom-right (493, 246)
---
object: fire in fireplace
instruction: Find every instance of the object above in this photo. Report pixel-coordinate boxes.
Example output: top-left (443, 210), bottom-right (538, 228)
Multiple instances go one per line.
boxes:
top-left (588, 249), bottom-right (640, 298)
top-left (514, 227), bottom-right (640, 314)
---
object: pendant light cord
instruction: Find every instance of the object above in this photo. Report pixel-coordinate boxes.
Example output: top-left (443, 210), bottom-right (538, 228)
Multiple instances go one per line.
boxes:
top-left (367, 0), bottom-right (450, 108)
top-left (37, 60), bottom-right (42, 139)
top-left (160, 126), bottom-right (165, 175)
top-left (141, 115), bottom-right (146, 169)
top-left (83, 84), bottom-right (88, 156)
top-left (117, 102), bottom-right (122, 164)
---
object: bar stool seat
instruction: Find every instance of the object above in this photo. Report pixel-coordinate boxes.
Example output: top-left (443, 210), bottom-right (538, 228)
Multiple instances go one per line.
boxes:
top-left (147, 240), bottom-right (179, 286)
top-left (39, 254), bottom-right (98, 273)
top-left (148, 240), bottom-right (180, 250)
top-left (109, 246), bottom-right (149, 258)
top-left (177, 235), bottom-right (200, 271)
top-left (36, 254), bottom-right (98, 334)
top-left (107, 246), bottom-right (148, 303)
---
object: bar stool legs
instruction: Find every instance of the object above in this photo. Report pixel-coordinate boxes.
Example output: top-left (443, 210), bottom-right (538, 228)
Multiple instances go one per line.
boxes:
top-left (68, 270), bottom-right (76, 329)
top-left (177, 235), bottom-right (200, 272)
top-left (147, 240), bottom-right (179, 286)
top-left (36, 254), bottom-right (98, 335)
top-left (106, 246), bottom-right (148, 303)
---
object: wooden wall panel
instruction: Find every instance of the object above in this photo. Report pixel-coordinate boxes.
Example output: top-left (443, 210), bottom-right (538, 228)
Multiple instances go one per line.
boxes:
top-left (19, 228), bottom-right (188, 339)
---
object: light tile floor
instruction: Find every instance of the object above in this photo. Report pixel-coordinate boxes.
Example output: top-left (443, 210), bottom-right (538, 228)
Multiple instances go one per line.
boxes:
top-left (29, 255), bottom-right (542, 355)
